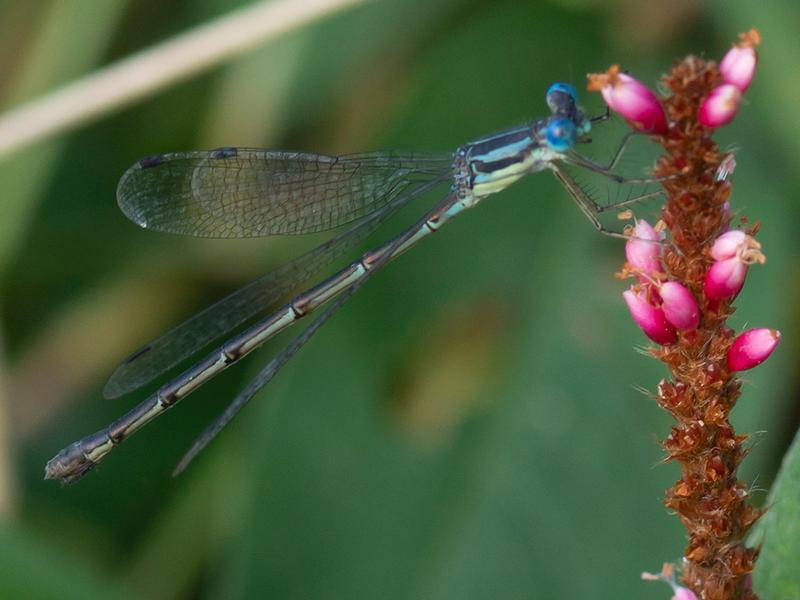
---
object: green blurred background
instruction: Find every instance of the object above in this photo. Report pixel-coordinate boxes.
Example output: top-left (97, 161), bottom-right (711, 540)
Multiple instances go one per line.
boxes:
top-left (0, 1), bottom-right (796, 598)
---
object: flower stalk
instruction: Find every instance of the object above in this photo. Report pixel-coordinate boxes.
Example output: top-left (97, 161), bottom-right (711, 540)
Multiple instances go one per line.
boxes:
top-left (589, 29), bottom-right (772, 599)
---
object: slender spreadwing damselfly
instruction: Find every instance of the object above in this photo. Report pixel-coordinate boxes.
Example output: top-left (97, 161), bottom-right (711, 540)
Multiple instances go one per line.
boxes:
top-left (45, 82), bottom-right (659, 484)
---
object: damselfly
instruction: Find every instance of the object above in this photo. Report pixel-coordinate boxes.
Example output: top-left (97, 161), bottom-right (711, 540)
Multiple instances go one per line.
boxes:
top-left (46, 83), bottom-right (657, 484)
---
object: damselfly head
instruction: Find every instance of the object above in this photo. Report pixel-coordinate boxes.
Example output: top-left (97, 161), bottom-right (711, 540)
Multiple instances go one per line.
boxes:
top-left (545, 82), bottom-right (591, 145)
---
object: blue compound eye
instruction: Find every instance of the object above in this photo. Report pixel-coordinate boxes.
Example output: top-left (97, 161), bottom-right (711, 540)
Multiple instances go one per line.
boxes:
top-left (545, 118), bottom-right (577, 152)
top-left (546, 82), bottom-right (578, 114)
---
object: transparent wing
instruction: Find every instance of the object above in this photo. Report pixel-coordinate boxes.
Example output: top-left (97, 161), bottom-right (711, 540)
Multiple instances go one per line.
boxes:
top-left (104, 171), bottom-right (451, 398)
top-left (172, 190), bottom-right (462, 475)
top-left (117, 148), bottom-right (452, 238)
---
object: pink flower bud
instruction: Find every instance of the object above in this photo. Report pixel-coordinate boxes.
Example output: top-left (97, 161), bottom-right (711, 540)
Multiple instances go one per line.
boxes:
top-left (659, 281), bottom-right (700, 331)
top-left (672, 587), bottom-right (699, 600)
top-left (698, 84), bottom-right (742, 128)
top-left (641, 563), bottom-right (697, 600)
top-left (590, 68), bottom-right (668, 134)
top-left (626, 219), bottom-right (663, 277)
top-left (720, 44), bottom-right (757, 92)
top-left (623, 288), bottom-right (677, 345)
top-left (705, 231), bottom-right (764, 300)
top-left (728, 328), bottom-right (780, 371)
top-left (710, 229), bottom-right (747, 261)
top-left (704, 256), bottom-right (748, 300)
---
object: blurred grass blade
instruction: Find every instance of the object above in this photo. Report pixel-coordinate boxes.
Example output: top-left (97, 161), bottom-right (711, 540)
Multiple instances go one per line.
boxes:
top-left (0, 0), bottom-right (364, 161)
top-left (0, 0), bottom-right (128, 271)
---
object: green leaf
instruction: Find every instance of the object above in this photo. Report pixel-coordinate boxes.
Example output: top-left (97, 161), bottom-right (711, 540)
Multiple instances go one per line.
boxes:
top-left (752, 427), bottom-right (800, 598)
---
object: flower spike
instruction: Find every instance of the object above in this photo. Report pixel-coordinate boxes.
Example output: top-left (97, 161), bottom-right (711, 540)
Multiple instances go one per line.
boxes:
top-left (602, 31), bottom-right (767, 596)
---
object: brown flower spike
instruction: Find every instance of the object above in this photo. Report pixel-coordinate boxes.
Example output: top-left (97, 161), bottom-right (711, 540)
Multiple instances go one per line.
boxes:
top-left (589, 30), bottom-right (772, 600)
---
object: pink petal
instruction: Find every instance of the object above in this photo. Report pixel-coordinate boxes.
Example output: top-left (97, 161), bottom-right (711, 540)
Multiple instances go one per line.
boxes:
top-left (704, 257), bottom-right (747, 300)
top-left (659, 281), bottom-right (700, 331)
top-left (728, 328), bottom-right (780, 371)
top-left (710, 230), bottom-right (747, 261)
top-left (626, 219), bottom-right (663, 277)
top-left (672, 587), bottom-right (699, 600)
top-left (623, 288), bottom-right (677, 345)
top-left (720, 45), bottom-right (757, 92)
top-left (698, 84), bottom-right (742, 128)
top-left (601, 73), bottom-right (668, 135)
